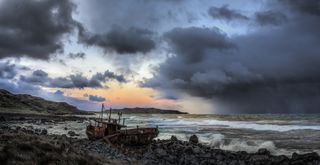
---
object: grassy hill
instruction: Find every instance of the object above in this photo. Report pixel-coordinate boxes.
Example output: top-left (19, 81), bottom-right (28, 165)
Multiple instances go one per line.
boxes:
top-left (0, 89), bottom-right (89, 115)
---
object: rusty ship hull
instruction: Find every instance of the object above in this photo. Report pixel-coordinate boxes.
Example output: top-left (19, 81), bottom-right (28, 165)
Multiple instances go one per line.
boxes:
top-left (86, 104), bottom-right (159, 145)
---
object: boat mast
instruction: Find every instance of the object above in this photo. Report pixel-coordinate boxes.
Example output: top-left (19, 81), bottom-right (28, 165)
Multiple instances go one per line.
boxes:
top-left (101, 103), bottom-right (104, 122)
top-left (108, 108), bottom-right (112, 122)
top-left (118, 112), bottom-right (122, 124)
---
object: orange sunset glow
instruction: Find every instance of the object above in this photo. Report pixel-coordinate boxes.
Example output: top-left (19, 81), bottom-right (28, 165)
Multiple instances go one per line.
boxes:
top-left (61, 82), bottom-right (177, 110)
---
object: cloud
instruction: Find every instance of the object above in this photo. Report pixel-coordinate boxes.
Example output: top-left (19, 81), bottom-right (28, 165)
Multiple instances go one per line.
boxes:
top-left (47, 91), bottom-right (99, 111)
top-left (0, 78), bottom-right (41, 95)
top-left (0, 77), bottom-right (100, 111)
top-left (91, 70), bottom-right (126, 83)
top-left (280, 0), bottom-right (320, 16)
top-left (20, 70), bottom-right (48, 84)
top-left (143, 1), bottom-right (320, 113)
top-left (88, 95), bottom-right (106, 102)
top-left (76, 0), bottom-right (193, 33)
top-left (254, 10), bottom-right (287, 26)
top-left (164, 27), bottom-right (235, 62)
top-left (208, 5), bottom-right (248, 22)
top-left (0, 61), bottom-right (17, 79)
top-left (79, 26), bottom-right (156, 54)
top-left (0, 0), bottom-right (79, 59)
top-left (68, 52), bottom-right (85, 59)
top-left (20, 69), bottom-right (126, 89)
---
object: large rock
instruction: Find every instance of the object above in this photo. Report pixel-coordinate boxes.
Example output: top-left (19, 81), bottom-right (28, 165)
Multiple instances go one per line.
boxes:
top-left (155, 148), bottom-right (167, 157)
top-left (292, 152), bottom-right (320, 161)
top-left (41, 129), bottom-right (48, 135)
top-left (68, 131), bottom-right (79, 137)
top-left (184, 146), bottom-right (194, 154)
top-left (270, 155), bottom-right (289, 164)
top-left (171, 135), bottom-right (178, 141)
top-left (257, 148), bottom-right (270, 155)
top-left (0, 116), bottom-right (5, 122)
top-left (189, 135), bottom-right (198, 144)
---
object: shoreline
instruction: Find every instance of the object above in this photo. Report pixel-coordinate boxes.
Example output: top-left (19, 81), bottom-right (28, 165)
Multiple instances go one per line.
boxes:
top-left (1, 113), bottom-right (319, 164)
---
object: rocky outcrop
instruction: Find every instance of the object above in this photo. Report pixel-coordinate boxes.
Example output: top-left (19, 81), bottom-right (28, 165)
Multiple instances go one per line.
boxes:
top-left (142, 139), bottom-right (320, 165)
top-left (0, 128), bottom-right (115, 164)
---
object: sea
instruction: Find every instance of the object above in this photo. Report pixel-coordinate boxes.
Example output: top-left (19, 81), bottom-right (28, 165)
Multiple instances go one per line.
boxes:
top-left (16, 113), bottom-right (320, 156)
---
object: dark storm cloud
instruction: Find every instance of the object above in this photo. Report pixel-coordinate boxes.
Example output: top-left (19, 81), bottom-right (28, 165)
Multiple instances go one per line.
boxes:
top-left (78, 0), bottom-right (189, 33)
top-left (68, 52), bottom-right (85, 59)
top-left (208, 5), bottom-right (249, 21)
top-left (280, 0), bottom-right (320, 16)
top-left (164, 27), bottom-right (235, 62)
top-left (143, 0), bottom-right (320, 113)
top-left (20, 70), bottom-right (48, 85)
top-left (0, 61), bottom-right (17, 79)
top-left (88, 95), bottom-right (106, 102)
top-left (79, 26), bottom-right (156, 54)
top-left (0, 0), bottom-right (79, 59)
top-left (91, 70), bottom-right (126, 83)
top-left (254, 10), bottom-right (287, 26)
top-left (20, 69), bottom-right (126, 89)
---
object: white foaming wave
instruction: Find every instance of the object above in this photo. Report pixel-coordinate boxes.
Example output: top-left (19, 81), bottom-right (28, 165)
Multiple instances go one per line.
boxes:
top-left (199, 133), bottom-right (225, 147)
top-left (203, 120), bottom-right (320, 132)
top-left (143, 117), bottom-right (320, 132)
top-left (157, 132), bottom-right (291, 155)
top-left (157, 133), bottom-right (188, 141)
top-left (220, 140), bottom-right (278, 154)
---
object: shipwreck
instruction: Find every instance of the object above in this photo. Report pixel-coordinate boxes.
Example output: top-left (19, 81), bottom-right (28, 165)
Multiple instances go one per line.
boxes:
top-left (86, 104), bottom-right (159, 145)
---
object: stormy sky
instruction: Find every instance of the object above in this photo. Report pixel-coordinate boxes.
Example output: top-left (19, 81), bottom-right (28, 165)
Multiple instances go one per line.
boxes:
top-left (0, 0), bottom-right (319, 114)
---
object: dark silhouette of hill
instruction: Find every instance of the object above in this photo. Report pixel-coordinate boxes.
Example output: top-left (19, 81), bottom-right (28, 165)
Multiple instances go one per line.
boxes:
top-left (0, 89), bottom-right (89, 115)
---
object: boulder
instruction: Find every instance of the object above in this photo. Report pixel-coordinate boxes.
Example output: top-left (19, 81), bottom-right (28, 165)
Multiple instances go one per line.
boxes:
top-left (249, 155), bottom-right (269, 162)
top-left (270, 155), bottom-right (289, 164)
top-left (35, 128), bottom-right (42, 134)
top-left (171, 135), bottom-right (178, 141)
top-left (67, 131), bottom-right (78, 137)
top-left (155, 148), bottom-right (167, 157)
top-left (193, 146), bottom-right (202, 154)
top-left (189, 135), bottom-right (198, 144)
top-left (184, 146), bottom-right (194, 154)
top-left (41, 129), bottom-right (48, 135)
top-left (257, 148), bottom-right (270, 155)
top-left (292, 152), bottom-right (320, 161)
top-left (0, 116), bottom-right (5, 122)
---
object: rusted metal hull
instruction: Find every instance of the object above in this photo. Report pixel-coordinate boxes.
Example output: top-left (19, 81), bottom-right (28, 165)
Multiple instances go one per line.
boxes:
top-left (105, 128), bottom-right (159, 145)
top-left (86, 125), bottom-right (105, 140)
top-left (86, 125), bottom-right (159, 145)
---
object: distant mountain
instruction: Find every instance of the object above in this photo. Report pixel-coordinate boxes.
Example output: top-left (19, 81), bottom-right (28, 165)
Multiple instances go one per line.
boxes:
top-left (0, 89), bottom-right (89, 115)
top-left (105, 107), bottom-right (188, 114)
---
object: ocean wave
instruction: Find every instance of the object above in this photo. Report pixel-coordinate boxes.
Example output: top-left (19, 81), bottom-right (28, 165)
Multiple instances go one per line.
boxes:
top-left (132, 116), bottom-right (320, 132)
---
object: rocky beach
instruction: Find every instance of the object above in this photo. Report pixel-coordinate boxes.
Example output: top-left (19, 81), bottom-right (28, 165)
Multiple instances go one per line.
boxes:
top-left (1, 113), bottom-right (319, 165)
